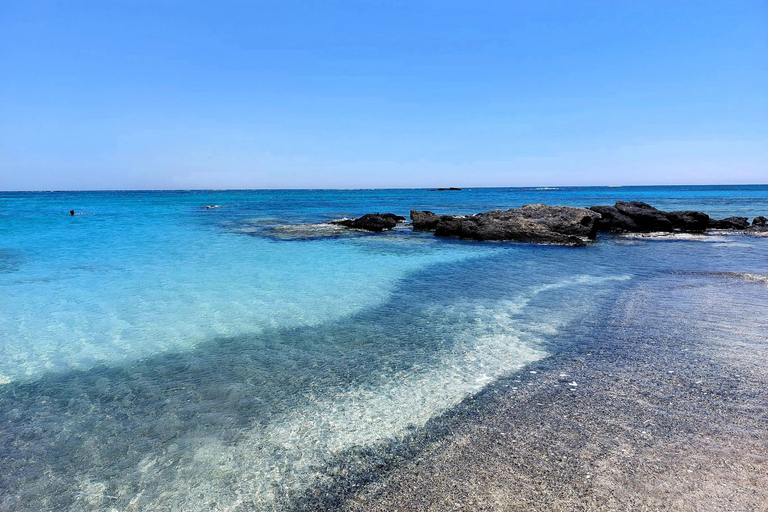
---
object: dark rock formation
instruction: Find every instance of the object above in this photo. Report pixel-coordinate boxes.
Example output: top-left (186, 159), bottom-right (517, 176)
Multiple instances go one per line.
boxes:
top-left (613, 201), bottom-right (673, 232)
top-left (515, 204), bottom-right (601, 239)
top-left (667, 211), bottom-right (710, 232)
top-left (591, 202), bottom-right (709, 233)
top-left (589, 205), bottom-right (639, 233)
top-left (748, 216), bottom-right (768, 233)
top-left (410, 204), bottom-right (600, 247)
top-left (410, 210), bottom-right (442, 232)
top-left (329, 202), bottom-right (764, 245)
top-left (710, 217), bottom-right (750, 230)
top-left (328, 213), bottom-right (406, 232)
top-left (435, 187), bottom-right (462, 191)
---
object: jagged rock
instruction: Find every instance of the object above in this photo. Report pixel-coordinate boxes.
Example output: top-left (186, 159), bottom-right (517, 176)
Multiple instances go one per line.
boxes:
top-left (589, 205), bottom-right (639, 232)
top-left (410, 210), bottom-right (442, 232)
top-left (591, 203), bottom-right (711, 233)
top-left (411, 204), bottom-right (599, 246)
top-left (748, 216), bottom-right (768, 233)
top-left (709, 217), bottom-right (750, 230)
top-left (613, 201), bottom-right (673, 232)
top-left (516, 204), bottom-right (601, 239)
top-left (667, 211), bottom-right (710, 232)
top-left (328, 213), bottom-right (406, 232)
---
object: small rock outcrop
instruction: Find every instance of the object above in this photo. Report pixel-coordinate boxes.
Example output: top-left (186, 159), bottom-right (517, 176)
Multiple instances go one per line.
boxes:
top-left (590, 201), bottom-right (710, 233)
top-left (710, 217), bottom-right (750, 230)
top-left (613, 201), bottom-right (674, 232)
top-left (515, 204), bottom-right (601, 239)
top-left (748, 216), bottom-right (768, 233)
top-left (667, 211), bottom-right (710, 232)
top-left (321, 202), bottom-right (765, 246)
top-left (410, 204), bottom-right (600, 246)
top-left (410, 210), bottom-right (442, 232)
top-left (589, 205), bottom-right (639, 232)
top-left (328, 213), bottom-right (406, 232)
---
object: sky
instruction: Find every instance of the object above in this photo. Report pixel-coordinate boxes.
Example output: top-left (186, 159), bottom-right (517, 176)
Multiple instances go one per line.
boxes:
top-left (1, 0), bottom-right (767, 190)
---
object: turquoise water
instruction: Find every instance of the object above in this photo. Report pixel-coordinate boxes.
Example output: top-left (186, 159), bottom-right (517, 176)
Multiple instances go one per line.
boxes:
top-left (1, 186), bottom-right (767, 510)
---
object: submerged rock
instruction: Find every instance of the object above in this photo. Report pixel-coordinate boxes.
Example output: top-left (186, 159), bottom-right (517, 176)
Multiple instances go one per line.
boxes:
top-left (328, 213), bottom-right (407, 232)
top-left (710, 217), bottom-right (750, 230)
top-left (410, 204), bottom-right (599, 246)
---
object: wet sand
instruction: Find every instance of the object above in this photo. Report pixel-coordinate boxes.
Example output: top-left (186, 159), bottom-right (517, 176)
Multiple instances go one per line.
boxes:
top-left (290, 275), bottom-right (768, 511)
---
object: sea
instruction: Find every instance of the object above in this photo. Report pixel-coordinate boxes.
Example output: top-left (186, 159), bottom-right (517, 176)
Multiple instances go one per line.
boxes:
top-left (1, 185), bottom-right (766, 511)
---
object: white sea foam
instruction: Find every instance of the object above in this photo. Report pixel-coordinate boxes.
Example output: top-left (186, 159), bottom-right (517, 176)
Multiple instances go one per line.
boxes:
top-left (712, 242), bottom-right (753, 248)
top-left (618, 232), bottom-right (751, 243)
top-left (719, 272), bottom-right (768, 285)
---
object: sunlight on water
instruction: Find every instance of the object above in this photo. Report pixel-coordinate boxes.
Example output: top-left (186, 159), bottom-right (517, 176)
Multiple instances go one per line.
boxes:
top-left (0, 230), bottom-right (487, 382)
top-left (2, 273), bottom-right (626, 511)
top-left (1, 188), bottom-right (767, 511)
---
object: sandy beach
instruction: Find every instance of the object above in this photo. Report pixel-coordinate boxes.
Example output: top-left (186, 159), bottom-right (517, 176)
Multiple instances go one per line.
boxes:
top-left (290, 274), bottom-right (768, 512)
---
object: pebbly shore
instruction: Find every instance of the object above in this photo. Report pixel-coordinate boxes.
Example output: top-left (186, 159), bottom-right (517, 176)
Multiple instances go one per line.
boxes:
top-left (285, 272), bottom-right (768, 512)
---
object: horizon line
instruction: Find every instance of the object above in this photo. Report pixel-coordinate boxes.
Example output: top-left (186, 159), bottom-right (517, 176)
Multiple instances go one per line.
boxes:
top-left (2, 183), bottom-right (767, 193)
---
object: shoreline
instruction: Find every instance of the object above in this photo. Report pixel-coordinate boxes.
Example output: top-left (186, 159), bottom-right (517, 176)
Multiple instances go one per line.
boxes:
top-left (288, 272), bottom-right (768, 511)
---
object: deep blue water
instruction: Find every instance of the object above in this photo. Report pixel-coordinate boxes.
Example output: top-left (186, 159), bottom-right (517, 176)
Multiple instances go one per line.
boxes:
top-left (0, 186), bottom-right (767, 510)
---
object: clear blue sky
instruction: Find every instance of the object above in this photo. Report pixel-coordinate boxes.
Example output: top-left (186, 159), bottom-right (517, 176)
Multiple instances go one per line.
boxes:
top-left (1, 0), bottom-right (767, 190)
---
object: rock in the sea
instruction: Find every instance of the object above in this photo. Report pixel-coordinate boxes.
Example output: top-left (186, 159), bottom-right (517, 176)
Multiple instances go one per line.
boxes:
top-left (410, 210), bottom-right (442, 232)
top-left (589, 205), bottom-right (639, 232)
top-left (709, 216), bottom-right (750, 230)
top-left (666, 211), bottom-right (710, 232)
top-left (411, 204), bottom-right (599, 246)
top-left (328, 213), bottom-right (406, 232)
top-left (516, 204), bottom-right (601, 239)
top-left (591, 202), bottom-right (708, 233)
top-left (748, 216), bottom-right (768, 233)
top-left (613, 201), bottom-right (673, 232)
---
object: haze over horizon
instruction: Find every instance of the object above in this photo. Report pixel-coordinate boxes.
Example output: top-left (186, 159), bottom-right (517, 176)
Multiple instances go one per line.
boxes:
top-left (2, 0), bottom-right (767, 191)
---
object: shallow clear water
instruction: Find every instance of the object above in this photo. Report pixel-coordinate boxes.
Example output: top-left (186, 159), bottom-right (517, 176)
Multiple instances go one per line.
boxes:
top-left (0, 186), bottom-right (766, 510)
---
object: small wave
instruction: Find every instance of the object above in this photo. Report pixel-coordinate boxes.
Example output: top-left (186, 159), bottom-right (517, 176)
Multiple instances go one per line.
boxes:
top-left (712, 242), bottom-right (753, 248)
top-left (720, 272), bottom-right (768, 285)
top-left (618, 232), bottom-right (738, 242)
top-left (687, 271), bottom-right (768, 286)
